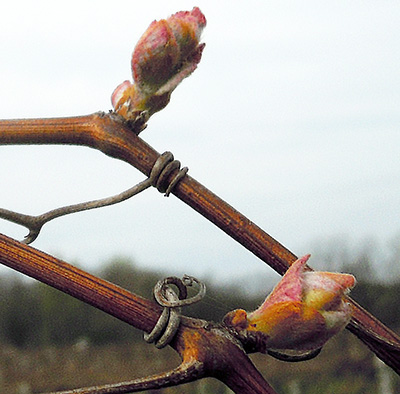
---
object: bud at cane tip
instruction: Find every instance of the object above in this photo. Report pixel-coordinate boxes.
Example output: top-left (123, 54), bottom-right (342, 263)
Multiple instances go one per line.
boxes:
top-left (111, 7), bottom-right (206, 127)
top-left (223, 255), bottom-right (356, 355)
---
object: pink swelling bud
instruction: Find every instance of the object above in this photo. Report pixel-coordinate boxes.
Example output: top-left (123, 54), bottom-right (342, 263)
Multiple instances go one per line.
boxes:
top-left (111, 7), bottom-right (206, 123)
top-left (224, 255), bottom-right (356, 355)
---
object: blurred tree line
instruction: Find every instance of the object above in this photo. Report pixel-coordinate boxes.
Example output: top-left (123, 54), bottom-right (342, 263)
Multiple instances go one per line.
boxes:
top-left (0, 234), bottom-right (399, 349)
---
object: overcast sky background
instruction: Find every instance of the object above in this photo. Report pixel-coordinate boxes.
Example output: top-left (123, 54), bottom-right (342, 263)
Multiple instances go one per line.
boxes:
top-left (1, 1), bottom-right (399, 287)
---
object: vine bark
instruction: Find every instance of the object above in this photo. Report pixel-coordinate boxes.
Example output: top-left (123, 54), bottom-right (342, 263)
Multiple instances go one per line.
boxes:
top-left (1, 113), bottom-right (399, 392)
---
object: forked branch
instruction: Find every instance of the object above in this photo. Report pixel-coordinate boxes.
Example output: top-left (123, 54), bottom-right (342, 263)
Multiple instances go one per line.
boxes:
top-left (0, 178), bottom-right (151, 244)
top-left (0, 149), bottom-right (185, 244)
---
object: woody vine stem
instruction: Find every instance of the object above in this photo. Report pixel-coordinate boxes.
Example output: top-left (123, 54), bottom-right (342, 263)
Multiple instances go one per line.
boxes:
top-left (1, 6), bottom-right (400, 394)
top-left (0, 113), bottom-right (399, 370)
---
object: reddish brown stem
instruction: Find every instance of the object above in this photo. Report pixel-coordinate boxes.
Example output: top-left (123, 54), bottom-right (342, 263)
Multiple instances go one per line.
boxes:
top-left (0, 233), bottom-right (159, 333)
top-left (1, 113), bottom-right (400, 375)
top-left (0, 233), bottom-right (278, 394)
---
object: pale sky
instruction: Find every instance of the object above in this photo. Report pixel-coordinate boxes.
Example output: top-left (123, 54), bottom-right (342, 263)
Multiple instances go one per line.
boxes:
top-left (1, 1), bottom-right (399, 287)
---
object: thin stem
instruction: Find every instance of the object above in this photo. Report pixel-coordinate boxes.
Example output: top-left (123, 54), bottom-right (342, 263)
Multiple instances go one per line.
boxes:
top-left (0, 178), bottom-right (152, 243)
top-left (46, 361), bottom-right (204, 394)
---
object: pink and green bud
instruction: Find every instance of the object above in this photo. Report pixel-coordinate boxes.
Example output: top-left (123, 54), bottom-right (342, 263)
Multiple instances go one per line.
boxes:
top-left (223, 255), bottom-right (356, 354)
top-left (111, 7), bottom-right (206, 121)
